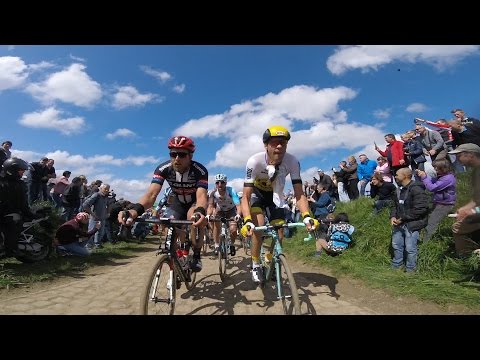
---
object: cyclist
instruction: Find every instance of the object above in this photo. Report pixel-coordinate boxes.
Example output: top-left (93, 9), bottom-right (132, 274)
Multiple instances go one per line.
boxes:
top-left (206, 173), bottom-right (242, 256)
top-left (118, 136), bottom-right (208, 272)
top-left (240, 125), bottom-right (319, 284)
top-left (0, 157), bottom-right (43, 256)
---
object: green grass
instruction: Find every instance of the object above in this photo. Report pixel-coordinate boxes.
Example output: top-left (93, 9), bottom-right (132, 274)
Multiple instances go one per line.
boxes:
top-left (0, 239), bottom-right (158, 289)
top-left (284, 171), bottom-right (480, 309)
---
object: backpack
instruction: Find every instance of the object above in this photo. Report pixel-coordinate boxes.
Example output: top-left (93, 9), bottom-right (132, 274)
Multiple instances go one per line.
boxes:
top-left (326, 199), bottom-right (336, 213)
top-left (328, 223), bottom-right (353, 244)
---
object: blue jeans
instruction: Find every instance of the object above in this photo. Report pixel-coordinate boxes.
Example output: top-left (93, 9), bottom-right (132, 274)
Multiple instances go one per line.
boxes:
top-left (87, 218), bottom-right (106, 246)
top-left (391, 224), bottom-right (419, 272)
top-left (58, 242), bottom-right (91, 256)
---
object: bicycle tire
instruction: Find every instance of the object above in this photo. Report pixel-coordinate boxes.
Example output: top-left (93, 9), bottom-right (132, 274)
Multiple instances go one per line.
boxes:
top-left (277, 254), bottom-right (301, 315)
top-left (242, 236), bottom-right (251, 256)
top-left (139, 254), bottom-right (176, 315)
top-left (218, 235), bottom-right (227, 281)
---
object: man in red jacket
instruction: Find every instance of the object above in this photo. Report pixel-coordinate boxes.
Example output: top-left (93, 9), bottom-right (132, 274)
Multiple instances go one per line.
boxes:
top-left (375, 133), bottom-right (408, 179)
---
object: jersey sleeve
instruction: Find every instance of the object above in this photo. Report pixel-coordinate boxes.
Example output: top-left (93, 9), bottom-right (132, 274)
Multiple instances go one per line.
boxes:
top-left (192, 161), bottom-right (209, 190)
top-left (244, 156), bottom-right (257, 187)
top-left (288, 155), bottom-right (303, 185)
top-left (152, 160), bottom-right (170, 186)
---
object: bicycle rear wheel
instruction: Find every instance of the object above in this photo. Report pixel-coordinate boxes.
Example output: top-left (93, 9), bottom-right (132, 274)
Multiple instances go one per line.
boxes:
top-left (277, 254), bottom-right (301, 315)
top-left (140, 254), bottom-right (176, 315)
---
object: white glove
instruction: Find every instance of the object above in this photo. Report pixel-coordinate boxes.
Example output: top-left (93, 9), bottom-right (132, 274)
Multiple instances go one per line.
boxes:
top-left (241, 222), bottom-right (255, 237)
top-left (303, 216), bottom-right (319, 230)
top-left (234, 214), bottom-right (241, 222)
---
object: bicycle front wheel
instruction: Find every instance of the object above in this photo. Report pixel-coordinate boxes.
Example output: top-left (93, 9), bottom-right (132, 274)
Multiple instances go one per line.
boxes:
top-left (140, 254), bottom-right (176, 315)
top-left (277, 254), bottom-right (301, 315)
top-left (218, 237), bottom-right (227, 281)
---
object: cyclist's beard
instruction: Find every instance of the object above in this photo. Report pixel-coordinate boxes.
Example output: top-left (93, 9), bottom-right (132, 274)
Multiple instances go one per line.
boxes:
top-left (267, 150), bottom-right (285, 166)
top-left (172, 161), bottom-right (189, 173)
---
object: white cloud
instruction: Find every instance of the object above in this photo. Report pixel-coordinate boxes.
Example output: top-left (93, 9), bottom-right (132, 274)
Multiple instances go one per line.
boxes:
top-left (18, 107), bottom-right (86, 135)
top-left (173, 84), bottom-right (386, 170)
top-left (69, 54), bottom-right (86, 62)
top-left (140, 65), bottom-right (172, 83)
top-left (373, 108), bottom-right (391, 119)
top-left (406, 102), bottom-right (428, 113)
top-left (111, 85), bottom-right (161, 110)
top-left (11, 148), bottom-right (159, 201)
top-left (0, 56), bottom-right (28, 90)
top-left (173, 83), bottom-right (186, 93)
top-left (28, 61), bottom-right (55, 72)
top-left (106, 128), bottom-right (137, 140)
top-left (25, 63), bottom-right (102, 108)
top-left (326, 45), bottom-right (480, 75)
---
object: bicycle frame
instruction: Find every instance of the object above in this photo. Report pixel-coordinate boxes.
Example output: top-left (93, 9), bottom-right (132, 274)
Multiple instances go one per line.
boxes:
top-left (138, 217), bottom-right (197, 314)
top-left (254, 222), bottom-right (305, 315)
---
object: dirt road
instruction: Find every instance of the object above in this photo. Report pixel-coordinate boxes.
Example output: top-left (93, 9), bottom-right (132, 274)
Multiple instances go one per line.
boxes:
top-left (0, 242), bottom-right (473, 315)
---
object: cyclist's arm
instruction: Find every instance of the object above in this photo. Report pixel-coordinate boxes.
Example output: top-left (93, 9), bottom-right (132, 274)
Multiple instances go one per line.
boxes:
top-left (120, 182), bottom-right (162, 224)
top-left (241, 186), bottom-right (253, 220)
top-left (293, 183), bottom-right (310, 216)
top-left (207, 193), bottom-right (215, 217)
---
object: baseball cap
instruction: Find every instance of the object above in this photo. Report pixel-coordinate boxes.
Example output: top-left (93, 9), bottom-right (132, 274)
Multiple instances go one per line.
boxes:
top-left (317, 169), bottom-right (324, 172)
top-left (40, 156), bottom-right (48, 161)
top-left (448, 143), bottom-right (480, 154)
top-left (451, 108), bottom-right (464, 113)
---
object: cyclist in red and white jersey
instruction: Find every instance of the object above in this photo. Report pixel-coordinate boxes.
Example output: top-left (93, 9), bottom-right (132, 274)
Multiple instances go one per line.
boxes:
top-left (118, 136), bottom-right (208, 272)
top-left (240, 125), bottom-right (319, 284)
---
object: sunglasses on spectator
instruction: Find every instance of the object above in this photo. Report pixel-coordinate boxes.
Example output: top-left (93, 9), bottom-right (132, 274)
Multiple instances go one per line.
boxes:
top-left (170, 152), bottom-right (189, 158)
top-left (216, 181), bottom-right (226, 185)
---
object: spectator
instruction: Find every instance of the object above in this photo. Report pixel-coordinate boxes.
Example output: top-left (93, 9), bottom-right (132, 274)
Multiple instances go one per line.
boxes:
top-left (357, 154), bottom-right (377, 197)
top-left (0, 140), bottom-right (12, 166)
top-left (375, 133), bottom-right (408, 178)
top-left (374, 156), bottom-right (392, 183)
top-left (61, 177), bottom-right (82, 222)
top-left (343, 156), bottom-right (359, 200)
top-left (416, 159), bottom-right (456, 242)
top-left (51, 171), bottom-right (71, 209)
top-left (54, 212), bottom-right (100, 257)
top-left (28, 157), bottom-right (49, 204)
top-left (333, 161), bottom-right (350, 202)
top-left (415, 123), bottom-right (447, 162)
top-left (370, 173), bottom-right (397, 214)
top-left (81, 183), bottom-right (111, 249)
top-left (390, 167), bottom-right (429, 272)
top-left (402, 131), bottom-right (426, 181)
top-left (315, 212), bottom-right (354, 257)
top-left (447, 144), bottom-right (480, 257)
top-left (316, 169), bottom-right (334, 197)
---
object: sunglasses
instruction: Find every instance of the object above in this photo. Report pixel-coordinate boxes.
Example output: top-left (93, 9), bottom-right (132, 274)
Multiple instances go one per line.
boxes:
top-left (216, 181), bottom-right (226, 185)
top-left (169, 152), bottom-right (189, 159)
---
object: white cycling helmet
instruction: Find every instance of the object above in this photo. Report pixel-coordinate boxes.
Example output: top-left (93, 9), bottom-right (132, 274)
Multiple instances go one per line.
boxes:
top-left (214, 173), bottom-right (227, 182)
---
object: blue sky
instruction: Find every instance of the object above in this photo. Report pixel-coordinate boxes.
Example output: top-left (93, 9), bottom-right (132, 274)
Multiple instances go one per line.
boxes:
top-left (1, 45), bottom-right (480, 201)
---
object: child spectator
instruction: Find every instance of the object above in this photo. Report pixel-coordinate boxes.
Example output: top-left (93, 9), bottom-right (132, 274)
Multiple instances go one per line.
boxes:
top-left (315, 212), bottom-right (354, 257)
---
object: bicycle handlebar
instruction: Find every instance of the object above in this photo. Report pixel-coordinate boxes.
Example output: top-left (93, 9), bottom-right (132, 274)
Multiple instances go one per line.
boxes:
top-left (208, 216), bottom-right (237, 223)
top-left (133, 217), bottom-right (194, 226)
top-left (254, 222), bottom-right (305, 232)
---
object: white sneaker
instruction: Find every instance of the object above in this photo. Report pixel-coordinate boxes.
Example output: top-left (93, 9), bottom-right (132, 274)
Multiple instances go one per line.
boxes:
top-left (251, 266), bottom-right (264, 284)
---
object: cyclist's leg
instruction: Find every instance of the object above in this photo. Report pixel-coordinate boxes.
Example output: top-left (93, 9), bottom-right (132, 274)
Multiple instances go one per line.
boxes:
top-left (187, 203), bottom-right (204, 272)
top-left (249, 191), bottom-right (267, 283)
top-left (267, 206), bottom-right (286, 245)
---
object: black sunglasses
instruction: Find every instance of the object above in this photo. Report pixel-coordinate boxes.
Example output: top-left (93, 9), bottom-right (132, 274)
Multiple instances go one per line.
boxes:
top-left (216, 181), bottom-right (226, 185)
top-left (170, 152), bottom-right (188, 158)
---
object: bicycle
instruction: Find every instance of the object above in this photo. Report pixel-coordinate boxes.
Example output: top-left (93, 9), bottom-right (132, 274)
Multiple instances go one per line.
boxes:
top-left (209, 216), bottom-right (236, 282)
top-left (0, 213), bottom-right (52, 263)
top-left (236, 218), bottom-right (251, 256)
top-left (137, 217), bottom-right (199, 315)
top-left (252, 222), bottom-right (306, 315)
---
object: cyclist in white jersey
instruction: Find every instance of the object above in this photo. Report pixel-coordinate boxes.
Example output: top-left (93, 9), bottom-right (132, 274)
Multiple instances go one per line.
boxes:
top-left (240, 125), bottom-right (319, 284)
top-left (206, 174), bottom-right (242, 256)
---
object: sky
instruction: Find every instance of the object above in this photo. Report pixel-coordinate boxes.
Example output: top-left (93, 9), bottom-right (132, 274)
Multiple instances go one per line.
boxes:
top-left (1, 45), bottom-right (480, 202)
